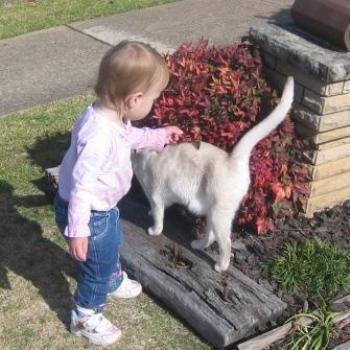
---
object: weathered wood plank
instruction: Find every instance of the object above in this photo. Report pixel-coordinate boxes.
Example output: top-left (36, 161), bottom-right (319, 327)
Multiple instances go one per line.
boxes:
top-left (237, 306), bottom-right (350, 350)
top-left (45, 166), bottom-right (287, 348)
top-left (333, 340), bottom-right (350, 350)
top-left (119, 197), bottom-right (286, 348)
top-left (330, 295), bottom-right (350, 312)
top-left (237, 321), bottom-right (295, 350)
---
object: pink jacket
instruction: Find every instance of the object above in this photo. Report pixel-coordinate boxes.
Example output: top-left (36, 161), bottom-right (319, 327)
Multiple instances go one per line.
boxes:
top-left (58, 105), bottom-right (166, 238)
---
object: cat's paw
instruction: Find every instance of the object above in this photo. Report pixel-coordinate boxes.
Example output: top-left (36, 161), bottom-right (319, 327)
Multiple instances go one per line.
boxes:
top-left (147, 226), bottom-right (162, 236)
top-left (191, 239), bottom-right (205, 250)
top-left (214, 261), bottom-right (230, 273)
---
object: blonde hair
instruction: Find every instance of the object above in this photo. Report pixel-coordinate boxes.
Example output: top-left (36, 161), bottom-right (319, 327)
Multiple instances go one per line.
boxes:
top-left (94, 41), bottom-right (169, 109)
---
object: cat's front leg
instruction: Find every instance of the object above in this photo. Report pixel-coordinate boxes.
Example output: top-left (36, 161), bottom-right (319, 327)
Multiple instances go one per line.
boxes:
top-left (148, 197), bottom-right (165, 236)
top-left (214, 235), bottom-right (232, 272)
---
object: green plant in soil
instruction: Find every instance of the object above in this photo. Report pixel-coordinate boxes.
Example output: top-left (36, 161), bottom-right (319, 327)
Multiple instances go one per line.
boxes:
top-left (287, 307), bottom-right (336, 350)
top-left (269, 240), bottom-right (350, 302)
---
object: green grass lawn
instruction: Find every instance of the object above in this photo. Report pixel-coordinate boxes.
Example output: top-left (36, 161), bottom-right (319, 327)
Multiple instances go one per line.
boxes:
top-left (0, 95), bottom-right (210, 350)
top-left (0, 0), bottom-right (175, 39)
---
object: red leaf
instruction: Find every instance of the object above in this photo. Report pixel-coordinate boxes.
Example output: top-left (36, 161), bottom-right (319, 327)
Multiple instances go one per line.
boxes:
top-left (135, 40), bottom-right (308, 235)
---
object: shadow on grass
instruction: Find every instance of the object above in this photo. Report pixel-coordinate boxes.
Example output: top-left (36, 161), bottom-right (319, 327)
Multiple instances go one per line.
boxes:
top-left (21, 131), bottom-right (214, 348)
top-left (0, 131), bottom-right (76, 327)
top-left (0, 180), bottom-right (76, 328)
top-left (26, 131), bottom-right (71, 199)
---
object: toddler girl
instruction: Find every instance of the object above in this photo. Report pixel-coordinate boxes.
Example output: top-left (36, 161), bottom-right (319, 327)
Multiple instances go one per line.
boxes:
top-left (54, 41), bottom-right (182, 346)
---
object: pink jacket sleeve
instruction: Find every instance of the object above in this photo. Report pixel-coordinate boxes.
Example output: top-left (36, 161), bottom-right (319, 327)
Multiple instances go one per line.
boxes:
top-left (126, 124), bottom-right (167, 151)
top-left (65, 137), bottom-right (111, 238)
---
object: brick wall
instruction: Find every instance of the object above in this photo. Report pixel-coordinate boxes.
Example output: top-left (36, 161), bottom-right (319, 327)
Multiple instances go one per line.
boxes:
top-left (250, 23), bottom-right (350, 217)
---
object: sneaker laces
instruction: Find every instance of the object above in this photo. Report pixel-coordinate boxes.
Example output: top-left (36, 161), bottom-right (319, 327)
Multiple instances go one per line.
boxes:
top-left (83, 313), bottom-right (115, 333)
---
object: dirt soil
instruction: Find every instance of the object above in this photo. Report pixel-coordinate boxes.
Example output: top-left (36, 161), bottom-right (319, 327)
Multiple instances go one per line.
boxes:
top-left (229, 199), bottom-right (350, 349)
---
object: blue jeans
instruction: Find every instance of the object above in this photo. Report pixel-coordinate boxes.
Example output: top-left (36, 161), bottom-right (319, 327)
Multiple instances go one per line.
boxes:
top-left (54, 193), bottom-right (124, 312)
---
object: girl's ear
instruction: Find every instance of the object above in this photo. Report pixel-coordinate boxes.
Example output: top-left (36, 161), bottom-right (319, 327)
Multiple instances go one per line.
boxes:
top-left (125, 92), bottom-right (143, 110)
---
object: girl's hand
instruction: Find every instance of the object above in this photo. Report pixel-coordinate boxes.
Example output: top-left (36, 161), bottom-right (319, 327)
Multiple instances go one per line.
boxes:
top-left (164, 126), bottom-right (183, 144)
top-left (69, 237), bottom-right (88, 262)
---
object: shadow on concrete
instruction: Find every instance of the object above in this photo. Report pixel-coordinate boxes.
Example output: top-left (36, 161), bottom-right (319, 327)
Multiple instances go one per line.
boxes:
top-left (255, 7), bottom-right (292, 25)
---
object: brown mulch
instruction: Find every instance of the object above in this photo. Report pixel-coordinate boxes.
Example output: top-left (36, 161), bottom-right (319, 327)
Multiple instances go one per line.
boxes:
top-left (229, 199), bottom-right (350, 349)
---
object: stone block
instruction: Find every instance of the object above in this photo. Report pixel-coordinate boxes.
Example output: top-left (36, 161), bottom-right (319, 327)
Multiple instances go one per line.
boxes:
top-left (276, 61), bottom-right (344, 97)
top-left (303, 143), bottom-right (350, 165)
top-left (316, 136), bottom-right (350, 150)
top-left (261, 51), bottom-right (276, 69)
top-left (309, 171), bottom-right (350, 196)
top-left (293, 106), bottom-right (350, 132)
top-left (306, 156), bottom-right (350, 181)
top-left (315, 126), bottom-right (350, 145)
top-left (326, 82), bottom-right (346, 96)
top-left (264, 68), bottom-right (304, 103)
top-left (344, 80), bottom-right (350, 94)
top-left (303, 89), bottom-right (350, 114)
top-left (295, 123), bottom-right (350, 145)
top-left (249, 24), bottom-right (350, 83)
top-left (294, 122), bottom-right (316, 138)
top-left (304, 187), bottom-right (350, 217)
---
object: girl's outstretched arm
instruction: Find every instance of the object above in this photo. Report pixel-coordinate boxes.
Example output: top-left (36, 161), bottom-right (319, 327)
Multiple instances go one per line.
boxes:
top-left (163, 126), bottom-right (183, 144)
top-left (126, 123), bottom-right (183, 151)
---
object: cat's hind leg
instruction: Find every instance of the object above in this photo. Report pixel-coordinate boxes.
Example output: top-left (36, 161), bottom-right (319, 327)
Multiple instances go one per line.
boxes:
top-left (148, 196), bottom-right (165, 236)
top-left (191, 222), bottom-right (215, 250)
top-left (211, 211), bottom-right (233, 272)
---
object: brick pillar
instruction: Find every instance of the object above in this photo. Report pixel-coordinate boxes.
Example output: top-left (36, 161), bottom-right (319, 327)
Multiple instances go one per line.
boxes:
top-left (249, 22), bottom-right (350, 217)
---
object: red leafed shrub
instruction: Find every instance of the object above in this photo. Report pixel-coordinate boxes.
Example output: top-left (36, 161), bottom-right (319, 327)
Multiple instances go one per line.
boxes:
top-left (138, 40), bottom-right (309, 235)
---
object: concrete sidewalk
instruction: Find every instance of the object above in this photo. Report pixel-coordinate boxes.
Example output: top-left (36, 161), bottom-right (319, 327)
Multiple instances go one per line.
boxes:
top-left (0, 0), bottom-right (293, 117)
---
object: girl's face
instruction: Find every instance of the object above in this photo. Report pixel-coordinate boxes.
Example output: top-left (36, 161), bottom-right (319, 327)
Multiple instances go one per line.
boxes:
top-left (124, 84), bottom-right (162, 122)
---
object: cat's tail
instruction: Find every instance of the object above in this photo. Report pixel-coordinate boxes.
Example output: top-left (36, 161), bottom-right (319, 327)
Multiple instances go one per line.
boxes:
top-left (230, 76), bottom-right (294, 161)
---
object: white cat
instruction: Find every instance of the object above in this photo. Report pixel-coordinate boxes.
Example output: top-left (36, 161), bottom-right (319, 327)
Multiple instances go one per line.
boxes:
top-left (132, 77), bottom-right (294, 272)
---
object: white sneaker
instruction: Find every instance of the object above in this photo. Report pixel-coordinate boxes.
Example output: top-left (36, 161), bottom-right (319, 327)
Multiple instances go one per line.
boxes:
top-left (71, 309), bottom-right (121, 346)
top-left (109, 271), bottom-right (142, 299)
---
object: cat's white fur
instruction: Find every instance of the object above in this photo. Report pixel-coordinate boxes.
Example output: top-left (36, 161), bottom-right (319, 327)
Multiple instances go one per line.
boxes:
top-left (132, 77), bottom-right (294, 272)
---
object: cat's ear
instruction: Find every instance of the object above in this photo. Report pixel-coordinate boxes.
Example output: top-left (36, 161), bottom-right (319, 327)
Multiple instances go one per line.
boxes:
top-left (192, 141), bottom-right (201, 150)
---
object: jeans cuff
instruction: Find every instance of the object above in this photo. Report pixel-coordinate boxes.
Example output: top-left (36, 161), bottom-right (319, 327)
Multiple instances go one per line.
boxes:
top-left (108, 269), bottom-right (124, 293)
top-left (74, 301), bottom-right (105, 314)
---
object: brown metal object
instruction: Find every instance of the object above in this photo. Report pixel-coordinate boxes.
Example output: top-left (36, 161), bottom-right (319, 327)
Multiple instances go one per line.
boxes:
top-left (291, 0), bottom-right (350, 51)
